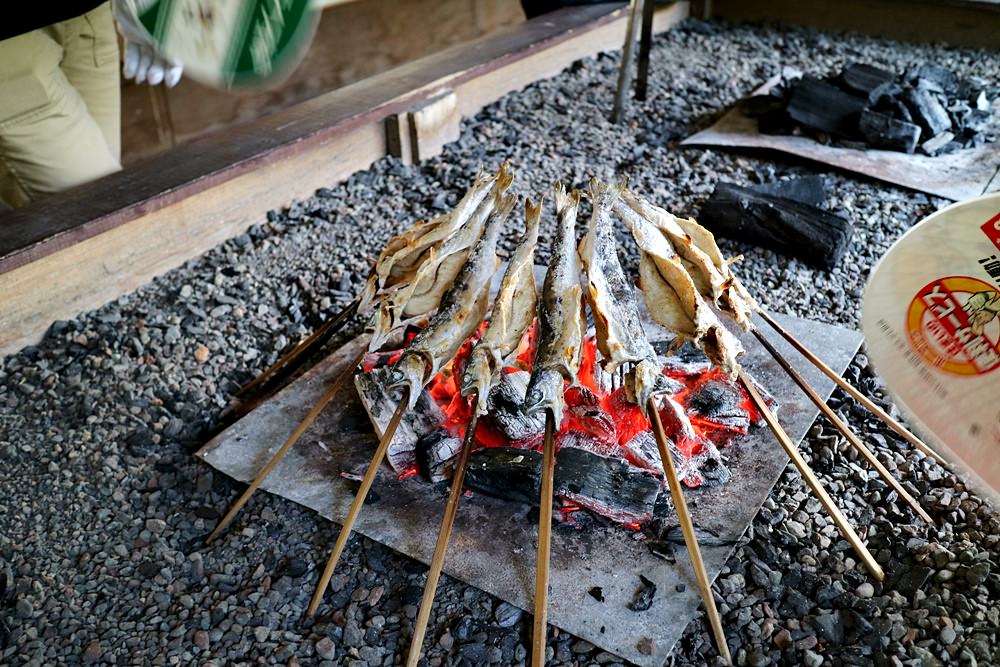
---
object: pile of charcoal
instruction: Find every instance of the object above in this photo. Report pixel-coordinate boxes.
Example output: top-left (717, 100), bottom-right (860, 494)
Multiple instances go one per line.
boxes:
top-left (740, 63), bottom-right (996, 156)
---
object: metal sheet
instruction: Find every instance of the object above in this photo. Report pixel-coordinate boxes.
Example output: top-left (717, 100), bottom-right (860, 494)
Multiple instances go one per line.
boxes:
top-left (682, 75), bottom-right (1000, 202)
top-left (197, 313), bottom-right (862, 666)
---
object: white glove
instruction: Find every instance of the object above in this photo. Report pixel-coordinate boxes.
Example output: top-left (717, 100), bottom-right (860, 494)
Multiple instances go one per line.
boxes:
top-left (112, 0), bottom-right (184, 87)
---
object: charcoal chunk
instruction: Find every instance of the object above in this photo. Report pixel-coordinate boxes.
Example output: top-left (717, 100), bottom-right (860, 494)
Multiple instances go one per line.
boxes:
top-left (841, 63), bottom-right (895, 96)
top-left (858, 109), bottom-right (921, 153)
top-left (699, 182), bottom-right (853, 270)
top-left (921, 131), bottom-right (956, 156)
top-left (906, 64), bottom-right (959, 95)
top-left (904, 87), bottom-right (952, 136)
top-left (786, 76), bottom-right (867, 137)
top-left (752, 175), bottom-right (827, 207)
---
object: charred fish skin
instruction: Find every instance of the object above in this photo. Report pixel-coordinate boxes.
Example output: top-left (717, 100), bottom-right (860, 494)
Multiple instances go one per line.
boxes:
top-left (389, 191), bottom-right (518, 409)
top-left (461, 197), bottom-right (542, 413)
top-left (524, 184), bottom-right (586, 424)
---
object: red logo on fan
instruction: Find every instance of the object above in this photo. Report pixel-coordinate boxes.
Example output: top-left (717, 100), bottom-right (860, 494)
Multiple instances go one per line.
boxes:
top-left (982, 211), bottom-right (1000, 253)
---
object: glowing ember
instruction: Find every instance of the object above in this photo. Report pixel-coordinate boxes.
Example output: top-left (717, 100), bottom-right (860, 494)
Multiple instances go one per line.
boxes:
top-left (361, 318), bottom-right (771, 526)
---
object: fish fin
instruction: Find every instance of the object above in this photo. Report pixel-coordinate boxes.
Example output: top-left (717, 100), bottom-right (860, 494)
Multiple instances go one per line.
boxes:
top-left (553, 182), bottom-right (581, 212)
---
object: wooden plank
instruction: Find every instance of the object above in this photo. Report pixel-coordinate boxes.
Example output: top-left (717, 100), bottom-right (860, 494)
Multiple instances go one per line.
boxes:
top-left (698, 0), bottom-right (1000, 50)
top-left (0, 1), bottom-right (690, 356)
top-left (409, 92), bottom-right (461, 162)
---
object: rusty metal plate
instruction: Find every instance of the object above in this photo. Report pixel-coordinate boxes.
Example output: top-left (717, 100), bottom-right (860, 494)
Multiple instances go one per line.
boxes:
top-left (197, 312), bottom-right (861, 666)
top-left (682, 75), bottom-right (1000, 202)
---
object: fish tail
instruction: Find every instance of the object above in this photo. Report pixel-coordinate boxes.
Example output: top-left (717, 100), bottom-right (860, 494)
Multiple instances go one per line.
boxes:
top-left (553, 182), bottom-right (581, 214)
top-left (495, 161), bottom-right (515, 194)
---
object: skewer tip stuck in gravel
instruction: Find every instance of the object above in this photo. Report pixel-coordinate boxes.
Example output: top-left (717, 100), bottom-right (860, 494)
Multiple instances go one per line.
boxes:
top-left (206, 344), bottom-right (369, 546)
top-left (648, 397), bottom-right (733, 665)
top-left (532, 410), bottom-right (558, 667)
top-left (305, 387), bottom-right (410, 619)
top-left (406, 403), bottom-right (481, 667)
top-left (738, 368), bottom-right (886, 582)
top-left (751, 328), bottom-right (935, 526)
top-left (755, 309), bottom-right (946, 466)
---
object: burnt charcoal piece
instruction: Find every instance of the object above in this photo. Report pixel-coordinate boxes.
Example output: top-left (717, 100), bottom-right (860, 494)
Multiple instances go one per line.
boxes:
top-left (752, 175), bottom-right (827, 207)
top-left (903, 88), bottom-right (952, 137)
top-left (785, 76), bottom-right (867, 137)
top-left (858, 109), bottom-right (921, 153)
top-left (738, 94), bottom-right (787, 117)
top-left (840, 63), bottom-right (896, 97)
top-left (757, 108), bottom-right (796, 135)
top-left (921, 131), bottom-right (956, 156)
top-left (464, 445), bottom-right (661, 523)
top-left (628, 574), bottom-right (657, 612)
top-left (906, 64), bottom-right (959, 95)
top-left (685, 378), bottom-right (751, 434)
top-left (485, 371), bottom-right (545, 442)
top-left (588, 586), bottom-right (605, 602)
top-left (700, 182), bottom-right (853, 270)
top-left (867, 81), bottom-right (904, 107)
top-left (417, 430), bottom-right (463, 482)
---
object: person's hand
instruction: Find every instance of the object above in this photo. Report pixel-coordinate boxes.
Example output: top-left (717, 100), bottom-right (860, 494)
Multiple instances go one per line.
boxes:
top-left (112, 0), bottom-right (184, 87)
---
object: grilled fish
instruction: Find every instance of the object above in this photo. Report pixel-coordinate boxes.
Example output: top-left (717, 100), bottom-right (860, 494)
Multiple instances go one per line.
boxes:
top-left (461, 198), bottom-right (541, 414)
top-left (524, 184), bottom-right (586, 425)
top-left (357, 165), bottom-right (502, 314)
top-left (389, 192), bottom-right (517, 408)
top-left (579, 179), bottom-right (671, 412)
top-left (621, 191), bottom-right (755, 330)
top-left (615, 197), bottom-right (744, 377)
top-left (366, 167), bottom-right (514, 350)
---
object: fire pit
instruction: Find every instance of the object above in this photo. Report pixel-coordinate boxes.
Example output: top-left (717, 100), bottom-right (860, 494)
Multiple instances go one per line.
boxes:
top-left (198, 311), bottom-right (862, 666)
top-left (355, 314), bottom-right (776, 527)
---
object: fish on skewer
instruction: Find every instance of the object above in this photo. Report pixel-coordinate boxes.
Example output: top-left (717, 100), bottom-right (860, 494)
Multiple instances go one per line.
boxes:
top-left (461, 198), bottom-right (542, 411)
top-left (389, 191), bottom-right (518, 407)
top-left (367, 167), bottom-right (515, 351)
top-left (613, 196), bottom-right (744, 377)
top-left (234, 165), bottom-right (504, 404)
top-left (356, 165), bottom-right (505, 314)
top-left (523, 184), bottom-right (585, 667)
top-left (408, 201), bottom-right (541, 667)
top-left (620, 190), bottom-right (755, 329)
top-left (524, 184), bottom-right (587, 424)
top-left (579, 179), bottom-right (672, 412)
top-left (307, 190), bottom-right (517, 618)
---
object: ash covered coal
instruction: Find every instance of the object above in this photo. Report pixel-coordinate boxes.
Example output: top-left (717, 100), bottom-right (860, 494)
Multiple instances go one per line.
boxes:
top-left (742, 62), bottom-right (997, 155)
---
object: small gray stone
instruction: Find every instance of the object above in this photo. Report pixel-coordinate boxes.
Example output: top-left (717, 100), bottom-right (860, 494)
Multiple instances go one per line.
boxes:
top-left (15, 598), bottom-right (33, 619)
top-left (82, 640), bottom-right (103, 663)
top-left (315, 637), bottom-right (337, 660)
top-left (494, 602), bottom-right (522, 628)
top-left (856, 582), bottom-right (875, 599)
top-left (803, 649), bottom-right (824, 667)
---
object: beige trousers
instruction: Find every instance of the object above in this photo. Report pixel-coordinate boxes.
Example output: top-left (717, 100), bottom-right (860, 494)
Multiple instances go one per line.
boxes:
top-left (0, 3), bottom-right (121, 209)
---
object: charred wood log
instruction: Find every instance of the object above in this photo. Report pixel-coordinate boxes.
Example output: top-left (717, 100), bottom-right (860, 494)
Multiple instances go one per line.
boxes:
top-left (699, 182), bottom-right (853, 270)
top-left (464, 445), bottom-right (661, 523)
top-left (903, 87), bottom-right (952, 137)
top-left (752, 175), bottom-right (827, 207)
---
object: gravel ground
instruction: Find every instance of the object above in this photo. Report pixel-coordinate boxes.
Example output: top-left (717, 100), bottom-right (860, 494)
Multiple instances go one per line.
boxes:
top-left (2, 18), bottom-right (999, 667)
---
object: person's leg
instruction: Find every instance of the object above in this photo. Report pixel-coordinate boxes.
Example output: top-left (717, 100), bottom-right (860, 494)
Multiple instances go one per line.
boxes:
top-left (47, 2), bottom-right (122, 160)
top-left (0, 24), bottom-right (120, 208)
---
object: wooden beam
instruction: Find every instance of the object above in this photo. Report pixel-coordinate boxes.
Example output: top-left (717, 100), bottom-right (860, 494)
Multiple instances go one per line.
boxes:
top-left (0, 2), bottom-right (690, 356)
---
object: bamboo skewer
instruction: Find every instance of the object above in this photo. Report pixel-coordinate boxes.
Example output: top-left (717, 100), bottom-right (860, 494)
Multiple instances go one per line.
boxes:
top-left (406, 405), bottom-right (481, 667)
top-left (306, 388), bottom-right (410, 618)
top-left (751, 330), bottom-right (934, 525)
top-left (610, 0), bottom-right (642, 123)
top-left (648, 399), bottom-right (732, 665)
top-left (235, 298), bottom-right (360, 399)
top-left (206, 344), bottom-right (369, 545)
top-left (755, 309), bottom-right (945, 465)
top-left (532, 411), bottom-right (558, 667)
top-left (738, 369), bottom-right (885, 581)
